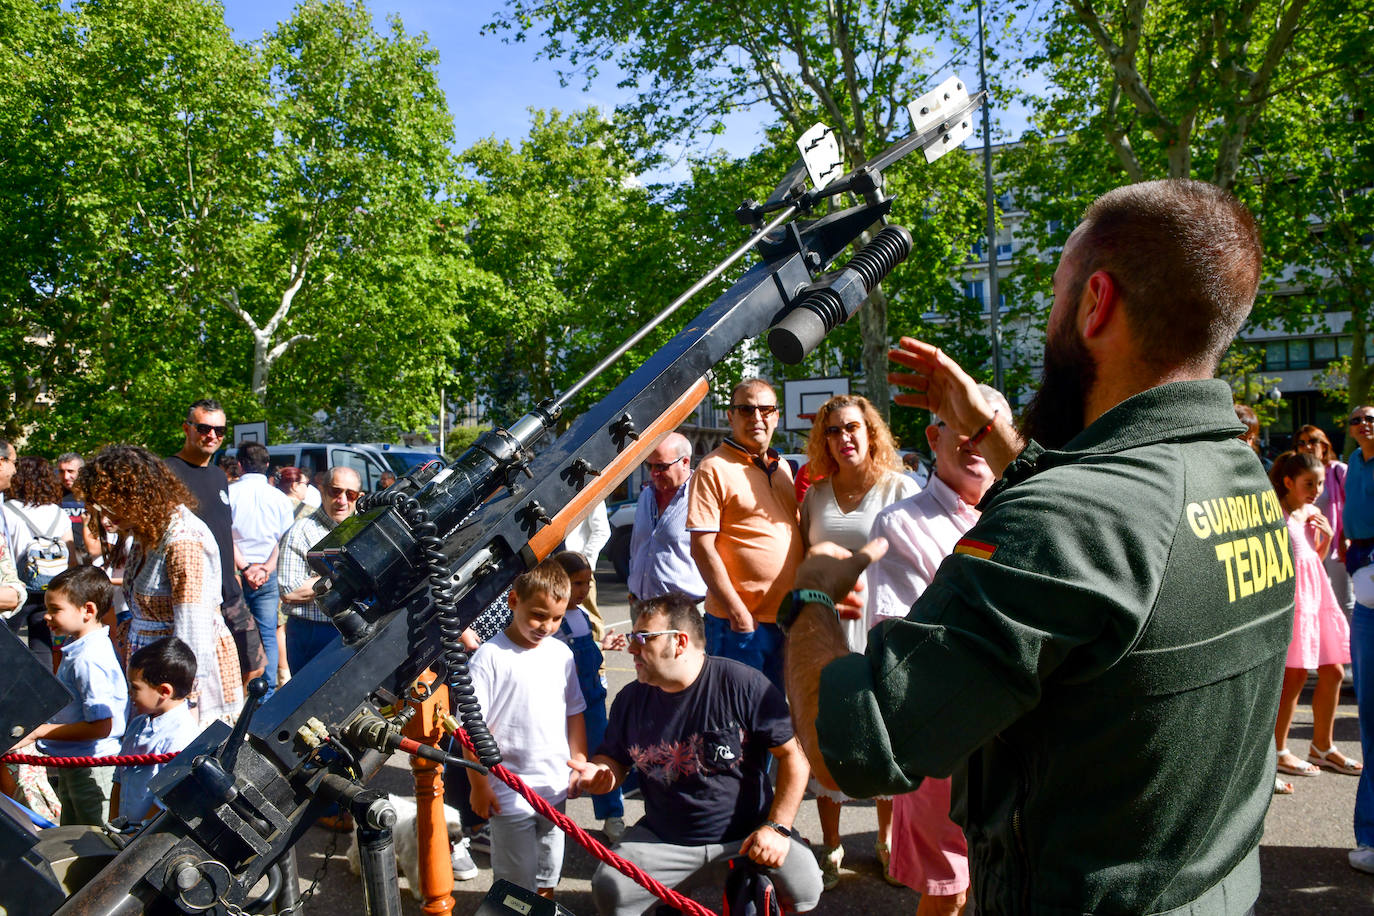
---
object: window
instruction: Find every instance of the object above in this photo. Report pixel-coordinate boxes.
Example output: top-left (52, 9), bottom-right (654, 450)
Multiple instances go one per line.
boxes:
top-left (964, 280), bottom-right (984, 303)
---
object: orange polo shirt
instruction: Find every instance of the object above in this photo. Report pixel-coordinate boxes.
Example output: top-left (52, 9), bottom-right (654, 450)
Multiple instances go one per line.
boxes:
top-left (685, 440), bottom-right (802, 623)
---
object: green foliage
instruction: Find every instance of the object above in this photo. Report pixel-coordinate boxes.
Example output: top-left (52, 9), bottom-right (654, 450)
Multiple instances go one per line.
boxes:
top-left (1217, 346), bottom-right (1285, 427)
top-left (444, 424), bottom-right (490, 460)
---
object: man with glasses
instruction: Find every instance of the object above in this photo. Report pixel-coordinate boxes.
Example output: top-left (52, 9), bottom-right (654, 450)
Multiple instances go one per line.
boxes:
top-left (278, 466), bottom-right (364, 674)
top-left (0, 441), bottom-right (23, 618)
top-left (228, 441), bottom-right (296, 692)
top-left (572, 593), bottom-right (821, 915)
top-left (629, 431), bottom-right (706, 604)
top-left (1343, 407), bottom-right (1374, 873)
top-left (688, 379), bottom-right (801, 688)
top-left (166, 400), bottom-right (266, 686)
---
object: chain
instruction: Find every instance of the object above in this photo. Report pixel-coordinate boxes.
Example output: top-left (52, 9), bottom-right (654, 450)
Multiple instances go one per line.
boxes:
top-left (208, 829), bottom-right (341, 916)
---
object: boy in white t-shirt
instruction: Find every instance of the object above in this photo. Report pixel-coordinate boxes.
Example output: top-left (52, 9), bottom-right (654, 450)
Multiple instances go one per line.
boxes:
top-left (468, 558), bottom-right (588, 899)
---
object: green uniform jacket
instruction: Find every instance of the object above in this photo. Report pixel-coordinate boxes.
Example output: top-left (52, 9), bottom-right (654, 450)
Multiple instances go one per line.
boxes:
top-left (816, 380), bottom-right (1293, 915)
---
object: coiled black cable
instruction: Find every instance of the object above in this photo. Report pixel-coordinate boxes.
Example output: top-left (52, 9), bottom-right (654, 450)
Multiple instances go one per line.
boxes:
top-left (362, 490), bottom-right (502, 768)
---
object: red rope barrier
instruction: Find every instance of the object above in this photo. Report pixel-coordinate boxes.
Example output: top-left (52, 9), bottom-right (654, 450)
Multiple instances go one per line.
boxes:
top-left (0, 752), bottom-right (177, 768)
top-left (452, 727), bottom-right (720, 916)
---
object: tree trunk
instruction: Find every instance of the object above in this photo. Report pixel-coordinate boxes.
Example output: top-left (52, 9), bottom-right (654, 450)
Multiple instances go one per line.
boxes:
top-left (1349, 308), bottom-right (1371, 412)
top-left (860, 285), bottom-right (890, 422)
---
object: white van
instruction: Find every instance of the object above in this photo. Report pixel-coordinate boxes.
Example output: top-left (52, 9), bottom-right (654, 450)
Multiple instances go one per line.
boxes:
top-left (223, 442), bottom-right (391, 492)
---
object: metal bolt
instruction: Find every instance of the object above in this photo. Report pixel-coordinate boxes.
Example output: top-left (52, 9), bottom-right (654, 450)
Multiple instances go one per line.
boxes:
top-left (174, 865), bottom-right (200, 891)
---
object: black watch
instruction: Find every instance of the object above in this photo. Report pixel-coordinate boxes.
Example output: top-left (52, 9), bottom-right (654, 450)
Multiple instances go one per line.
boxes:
top-left (763, 820), bottom-right (792, 838)
top-left (776, 588), bottom-right (837, 634)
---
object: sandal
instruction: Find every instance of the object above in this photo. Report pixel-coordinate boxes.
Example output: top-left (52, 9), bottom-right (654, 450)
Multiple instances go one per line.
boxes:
top-left (1276, 748), bottom-right (1321, 777)
top-left (1309, 744), bottom-right (1364, 775)
top-left (1274, 775), bottom-right (1294, 795)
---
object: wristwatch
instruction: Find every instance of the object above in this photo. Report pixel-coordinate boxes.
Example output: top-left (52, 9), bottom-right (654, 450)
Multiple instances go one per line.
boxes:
top-left (776, 588), bottom-right (837, 634)
top-left (763, 820), bottom-right (792, 838)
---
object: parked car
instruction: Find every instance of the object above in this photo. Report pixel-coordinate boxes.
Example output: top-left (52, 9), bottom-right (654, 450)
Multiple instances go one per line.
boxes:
top-left (359, 443), bottom-right (445, 475)
top-left (220, 442), bottom-right (391, 492)
top-left (604, 498), bottom-right (638, 582)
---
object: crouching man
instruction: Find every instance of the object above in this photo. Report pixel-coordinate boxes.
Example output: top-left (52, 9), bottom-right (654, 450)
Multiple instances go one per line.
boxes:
top-left (570, 593), bottom-right (822, 915)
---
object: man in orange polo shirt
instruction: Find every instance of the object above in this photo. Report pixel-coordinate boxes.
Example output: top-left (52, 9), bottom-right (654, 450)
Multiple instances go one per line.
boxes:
top-left (687, 379), bottom-right (802, 688)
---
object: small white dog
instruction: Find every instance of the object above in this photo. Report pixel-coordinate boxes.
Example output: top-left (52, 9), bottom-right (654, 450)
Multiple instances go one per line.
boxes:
top-left (345, 793), bottom-right (478, 899)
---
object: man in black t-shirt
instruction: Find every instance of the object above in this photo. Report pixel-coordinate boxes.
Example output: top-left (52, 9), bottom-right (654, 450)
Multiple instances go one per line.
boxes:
top-left (571, 594), bottom-right (821, 915)
top-left (165, 398), bottom-right (265, 682)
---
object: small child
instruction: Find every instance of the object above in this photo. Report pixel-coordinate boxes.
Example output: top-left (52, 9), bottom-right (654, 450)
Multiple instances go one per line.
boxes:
top-left (111, 637), bottom-right (200, 825)
top-left (21, 566), bottom-right (126, 825)
top-left (468, 559), bottom-right (588, 899)
top-left (553, 551), bottom-right (626, 843)
top-left (1271, 451), bottom-right (1362, 782)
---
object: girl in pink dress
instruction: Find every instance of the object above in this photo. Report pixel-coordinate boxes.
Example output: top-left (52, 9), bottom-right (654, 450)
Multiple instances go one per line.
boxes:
top-left (1271, 451), bottom-right (1362, 781)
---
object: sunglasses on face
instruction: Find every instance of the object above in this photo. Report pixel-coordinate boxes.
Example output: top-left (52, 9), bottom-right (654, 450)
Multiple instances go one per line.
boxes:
top-left (187, 422), bottom-right (227, 437)
top-left (1296, 438), bottom-right (1318, 446)
top-left (825, 421), bottom-right (864, 438)
top-left (326, 486), bottom-right (361, 501)
top-left (647, 457), bottom-right (687, 473)
top-left (731, 404), bottom-right (778, 418)
top-left (627, 629), bottom-right (682, 646)
top-left (1351, 416), bottom-right (1374, 427)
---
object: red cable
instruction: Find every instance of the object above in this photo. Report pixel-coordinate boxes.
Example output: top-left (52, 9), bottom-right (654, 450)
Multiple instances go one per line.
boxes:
top-left (452, 727), bottom-right (720, 916)
top-left (0, 752), bottom-right (177, 767)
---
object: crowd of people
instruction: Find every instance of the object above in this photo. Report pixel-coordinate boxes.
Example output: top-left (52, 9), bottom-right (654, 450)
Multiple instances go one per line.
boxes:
top-left (0, 178), bottom-right (1370, 914)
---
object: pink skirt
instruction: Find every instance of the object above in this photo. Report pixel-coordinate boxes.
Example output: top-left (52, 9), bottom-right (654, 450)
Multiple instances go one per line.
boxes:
top-left (1287, 556), bottom-right (1351, 668)
top-left (889, 776), bottom-right (969, 895)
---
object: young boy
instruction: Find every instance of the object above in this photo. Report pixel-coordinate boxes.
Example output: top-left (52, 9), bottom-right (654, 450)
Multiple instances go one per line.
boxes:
top-left (552, 550), bottom-right (626, 844)
top-left (111, 637), bottom-right (200, 825)
top-left (22, 566), bottom-right (126, 825)
top-left (468, 559), bottom-right (588, 899)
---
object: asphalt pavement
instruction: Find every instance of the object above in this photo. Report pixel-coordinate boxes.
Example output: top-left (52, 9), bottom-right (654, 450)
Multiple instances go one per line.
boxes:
top-left (291, 572), bottom-right (1374, 915)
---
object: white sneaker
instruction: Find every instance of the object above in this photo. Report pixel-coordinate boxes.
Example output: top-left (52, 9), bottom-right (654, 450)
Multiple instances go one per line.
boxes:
top-left (817, 844), bottom-right (843, 890)
top-left (603, 816), bottom-right (626, 845)
top-left (451, 837), bottom-right (479, 881)
top-left (1350, 845), bottom-right (1374, 875)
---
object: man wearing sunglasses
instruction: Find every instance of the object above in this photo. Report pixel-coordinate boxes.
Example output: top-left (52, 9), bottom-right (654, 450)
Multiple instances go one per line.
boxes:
top-left (628, 431), bottom-right (706, 605)
top-left (166, 399), bottom-right (266, 686)
top-left (786, 181), bottom-right (1291, 915)
top-left (1342, 407), bottom-right (1374, 873)
top-left (687, 379), bottom-right (802, 689)
top-left (227, 442), bottom-right (296, 692)
top-left (278, 466), bottom-right (364, 674)
top-left (573, 593), bottom-right (822, 915)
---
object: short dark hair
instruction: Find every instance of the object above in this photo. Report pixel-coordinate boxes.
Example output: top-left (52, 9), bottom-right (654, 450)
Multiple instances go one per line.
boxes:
top-left (238, 441), bottom-right (271, 474)
top-left (129, 637), bottom-right (197, 699)
top-left (633, 592), bottom-right (705, 646)
top-left (186, 399), bottom-right (223, 423)
top-left (47, 565), bottom-right (114, 617)
top-left (512, 558), bottom-right (571, 604)
top-left (1074, 179), bottom-right (1261, 373)
top-left (553, 550), bottom-right (591, 576)
top-left (56, 453), bottom-right (83, 467)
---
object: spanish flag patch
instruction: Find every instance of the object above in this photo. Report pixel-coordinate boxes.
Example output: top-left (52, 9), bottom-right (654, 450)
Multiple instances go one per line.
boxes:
top-left (954, 537), bottom-right (996, 560)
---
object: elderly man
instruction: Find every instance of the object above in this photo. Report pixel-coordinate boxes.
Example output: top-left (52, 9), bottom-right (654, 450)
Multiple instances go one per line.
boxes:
top-left (688, 379), bottom-right (801, 688)
top-left (863, 384), bottom-right (1008, 913)
top-left (784, 180), bottom-right (1289, 915)
top-left (571, 593), bottom-right (821, 916)
top-left (278, 466), bottom-right (364, 673)
top-left (628, 431), bottom-right (706, 604)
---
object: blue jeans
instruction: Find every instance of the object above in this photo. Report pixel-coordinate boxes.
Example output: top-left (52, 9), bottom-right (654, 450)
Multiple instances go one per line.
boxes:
top-left (1352, 602), bottom-right (1374, 847)
top-left (243, 572), bottom-right (280, 691)
top-left (582, 697), bottom-right (624, 820)
top-left (704, 615), bottom-right (784, 691)
top-left (285, 616), bottom-right (339, 676)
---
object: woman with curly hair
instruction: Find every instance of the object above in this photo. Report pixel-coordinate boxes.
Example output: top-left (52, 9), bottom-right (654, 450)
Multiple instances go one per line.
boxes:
top-left (1295, 423), bottom-right (1353, 614)
top-left (799, 393), bottom-right (918, 888)
top-left (3, 456), bottom-right (76, 664)
top-left (78, 446), bottom-right (242, 725)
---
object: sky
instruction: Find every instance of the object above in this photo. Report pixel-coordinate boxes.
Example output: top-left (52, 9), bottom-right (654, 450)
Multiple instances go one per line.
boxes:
top-left (220, 1), bottom-right (1030, 183)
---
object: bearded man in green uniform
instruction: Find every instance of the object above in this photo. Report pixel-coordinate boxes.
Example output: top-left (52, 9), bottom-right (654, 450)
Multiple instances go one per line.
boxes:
top-left (783, 179), bottom-right (1288, 915)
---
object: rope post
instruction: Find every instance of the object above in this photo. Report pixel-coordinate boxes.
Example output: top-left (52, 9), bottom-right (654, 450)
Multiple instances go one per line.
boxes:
top-left (404, 669), bottom-right (454, 915)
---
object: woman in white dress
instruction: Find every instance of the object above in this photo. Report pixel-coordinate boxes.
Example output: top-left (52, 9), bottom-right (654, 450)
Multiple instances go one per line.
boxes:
top-left (800, 393), bottom-right (918, 888)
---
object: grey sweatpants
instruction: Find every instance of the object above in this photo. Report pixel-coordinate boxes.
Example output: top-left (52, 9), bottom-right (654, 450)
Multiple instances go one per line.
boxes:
top-left (590, 822), bottom-right (823, 916)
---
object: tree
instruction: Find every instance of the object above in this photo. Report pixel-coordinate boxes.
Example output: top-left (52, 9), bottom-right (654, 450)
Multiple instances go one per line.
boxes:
top-left (486, 0), bottom-right (988, 417)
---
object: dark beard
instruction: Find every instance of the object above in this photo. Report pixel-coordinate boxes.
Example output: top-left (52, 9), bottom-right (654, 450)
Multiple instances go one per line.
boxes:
top-left (1020, 321), bottom-right (1097, 450)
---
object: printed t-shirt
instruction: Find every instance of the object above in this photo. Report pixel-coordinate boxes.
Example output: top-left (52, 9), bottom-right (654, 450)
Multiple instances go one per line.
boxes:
top-left (597, 656), bottom-right (793, 845)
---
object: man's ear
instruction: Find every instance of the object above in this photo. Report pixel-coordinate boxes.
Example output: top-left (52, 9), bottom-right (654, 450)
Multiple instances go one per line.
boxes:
top-left (1080, 270), bottom-right (1119, 339)
top-left (925, 424), bottom-right (940, 452)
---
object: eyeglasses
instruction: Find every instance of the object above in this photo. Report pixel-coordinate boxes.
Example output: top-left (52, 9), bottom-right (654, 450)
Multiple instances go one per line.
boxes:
top-left (825, 421), bottom-right (864, 438)
top-left (647, 457), bottom-right (687, 473)
top-left (627, 629), bottom-right (683, 646)
top-left (731, 404), bottom-right (778, 418)
top-left (187, 422), bottom-right (227, 437)
top-left (325, 486), bottom-right (362, 501)
top-left (1351, 416), bottom-right (1374, 427)
top-left (1295, 438), bottom-right (1318, 447)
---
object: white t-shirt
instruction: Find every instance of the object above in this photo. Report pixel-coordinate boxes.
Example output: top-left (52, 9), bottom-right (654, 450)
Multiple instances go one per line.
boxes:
top-left (470, 631), bottom-right (587, 815)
